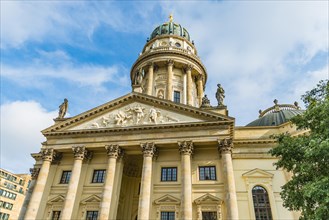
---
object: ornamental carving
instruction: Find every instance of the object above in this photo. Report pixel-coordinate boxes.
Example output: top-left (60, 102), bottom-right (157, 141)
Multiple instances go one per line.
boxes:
top-left (185, 64), bottom-right (193, 72)
top-left (52, 152), bottom-right (63, 165)
top-left (166, 59), bottom-right (174, 66)
top-left (141, 142), bottom-right (157, 157)
top-left (105, 144), bottom-right (124, 159)
top-left (30, 168), bottom-right (40, 180)
top-left (178, 141), bottom-right (194, 155)
top-left (41, 148), bottom-right (54, 161)
top-left (80, 104), bottom-right (186, 129)
top-left (72, 146), bottom-right (92, 160)
top-left (218, 138), bottom-right (233, 154)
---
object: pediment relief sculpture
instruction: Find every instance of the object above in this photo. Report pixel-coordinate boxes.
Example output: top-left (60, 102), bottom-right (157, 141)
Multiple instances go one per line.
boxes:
top-left (70, 103), bottom-right (202, 130)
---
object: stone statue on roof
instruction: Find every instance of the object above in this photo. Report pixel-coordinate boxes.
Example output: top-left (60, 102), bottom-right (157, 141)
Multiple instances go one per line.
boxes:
top-left (57, 98), bottom-right (68, 119)
top-left (216, 84), bottom-right (225, 106)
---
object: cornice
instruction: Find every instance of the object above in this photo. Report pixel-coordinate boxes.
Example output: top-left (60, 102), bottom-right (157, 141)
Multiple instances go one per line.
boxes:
top-left (42, 92), bottom-right (234, 135)
top-left (233, 139), bottom-right (276, 145)
top-left (130, 48), bottom-right (207, 83)
top-left (43, 120), bottom-right (232, 137)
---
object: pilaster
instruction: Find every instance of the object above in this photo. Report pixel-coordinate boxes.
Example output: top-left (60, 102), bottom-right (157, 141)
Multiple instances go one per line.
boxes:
top-left (166, 60), bottom-right (174, 101)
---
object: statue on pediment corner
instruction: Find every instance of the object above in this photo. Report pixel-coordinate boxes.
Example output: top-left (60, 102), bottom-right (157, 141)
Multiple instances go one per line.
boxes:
top-left (57, 98), bottom-right (68, 119)
top-left (216, 84), bottom-right (225, 106)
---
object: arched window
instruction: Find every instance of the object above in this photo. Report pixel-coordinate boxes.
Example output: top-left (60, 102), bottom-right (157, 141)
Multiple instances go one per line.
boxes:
top-left (252, 186), bottom-right (272, 220)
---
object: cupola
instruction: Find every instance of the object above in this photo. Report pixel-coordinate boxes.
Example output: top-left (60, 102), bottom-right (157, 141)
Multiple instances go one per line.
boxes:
top-left (130, 15), bottom-right (207, 108)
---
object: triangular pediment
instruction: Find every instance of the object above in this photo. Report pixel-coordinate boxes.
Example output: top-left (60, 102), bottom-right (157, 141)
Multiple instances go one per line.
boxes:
top-left (47, 195), bottom-right (65, 204)
top-left (80, 195), bottom-right (101, 204)
top-left (154, 194), bottom-right (180, 205)
top-left (43, 93), bottom-right (233, 134)
top-left (194, 193), bottom-right (222, 205)
top-left (242, 168), bottom-right (274, 179)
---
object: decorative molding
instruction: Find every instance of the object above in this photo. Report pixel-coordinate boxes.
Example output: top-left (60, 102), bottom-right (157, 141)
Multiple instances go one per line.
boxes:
top-left (166, 59), bottom-right (174, 66)
top-left (72, 146), bottom-right (92, 161)
top-left (185, 64), bottom-right (193, 72)
top-left (141, 142), bottom-right (157, 157)
top-left (105, 144), bottom-right (124, 159)
top-left (178, 140), bottom-right (194, 155)
top-left (41, 148), bottom-right (54, 161)
top-left (218, 138), bottom-right (233, 154)
top-left (29, 168), bottom-right (40, 180)
top-left (52, 152), bottom-right (63, 165)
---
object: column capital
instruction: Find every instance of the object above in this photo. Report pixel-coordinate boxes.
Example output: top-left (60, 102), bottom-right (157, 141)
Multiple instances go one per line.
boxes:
top-left (141, 142), bottom-right (157, 157)
top-left (29, 168), bottom-right (40, 180)
top-left (178, 141), bottom-right (194, 155)
top-left (52, 152), bottom-right (63, 165)
top-left (147, 62), bottom-right (154, 68)
top-left (218, 138), bottom-right (233, 154)
top-left (105, 144), bottom-right (124, 159)
top-left (72, 146), bottom-right (92, 160)
top-left (185, 64), bottom-right (193, 72)
top-left (166, 59), bottom-right (174, 66)
top-left (41, 148), bottom-right (54, 161)
top-left (197, 74), bottom-right (204, 81)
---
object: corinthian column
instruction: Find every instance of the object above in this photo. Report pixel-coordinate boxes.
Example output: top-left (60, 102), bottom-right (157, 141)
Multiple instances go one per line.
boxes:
top-left (24, 149), bottom-right (54, 220)
top-left (218, 139), bottom-right (239, 219)
top-left (178, 141), bottom-right (194, 220)
top-left (146, 62), bottom-right (154, 96)
top-left (166, 60), bottom-right (174, 101)
top-left (138, 143), bottom-right (157, 220)
top-left (197, 74), bottom-right (204, 106)
top-left (61, 146), bottom-right (90, 220)
top-left (186, 65), bottom-right (193, 106)
top-left (99, 145), bottom-right (124, 220)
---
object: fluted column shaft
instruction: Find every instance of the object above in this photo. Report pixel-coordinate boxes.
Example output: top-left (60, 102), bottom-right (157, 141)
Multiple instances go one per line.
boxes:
top-left (147, 63), bottom-right (154, 96)
top-left (100, 145), bottom-right (123, 220)
top-left (186, 65), bottom-right (193, 105)
top-left (138, 143), bottom-right (157, 220)
top-left (166, 60), bottom-right (174, 101)
top-left (197, 75), bottom-right (204, 106)
top-left (25, 149), bottom-right (54, 220)
top-left (179, 141), bottom-right (194, 220)
top-left (61, 146), bottom-right (88, 220)
top-left (218, 139), bottom-right (239, 220)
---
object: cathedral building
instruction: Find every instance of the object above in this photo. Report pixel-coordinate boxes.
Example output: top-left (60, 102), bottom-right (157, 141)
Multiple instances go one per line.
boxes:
top-left (21, 17), bottom-right (305, 220)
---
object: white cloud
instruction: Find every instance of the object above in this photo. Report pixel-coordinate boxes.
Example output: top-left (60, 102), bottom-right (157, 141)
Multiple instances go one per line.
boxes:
top-left (1, 50), bottom-right (129, 89)
top-left (0, 1), bottom-right (159, 48)
top-left (0, 101), bottom-right (57, 173)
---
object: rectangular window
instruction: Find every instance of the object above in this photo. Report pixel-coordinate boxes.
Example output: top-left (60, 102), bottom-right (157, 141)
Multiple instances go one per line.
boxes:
top-left (86, 211), bottom-right (98, 220)
top-left (161, 211), bottom-right (175, 220)
top-left (92, 170), bottom-right (106, 183)
top-left (161, 167), bottom-right (177, 181)
top-left (51, 211), bottom-right (61, 220)
top-left (199, 166), bottom-right (216, 180)
top-left (60, 171), bottom-right (71, 184)
top-left (173, 91), bottom-right (180, 103)
top-left (202, 212), bottom-right (217, 220)
top-left (0, 212), bottom-right (10, 220)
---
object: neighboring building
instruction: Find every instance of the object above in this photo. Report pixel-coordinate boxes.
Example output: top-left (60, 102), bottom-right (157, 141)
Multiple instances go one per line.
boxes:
top-left (22, 17), bottom-right (305, 220)
top-left (0, 168), bottom-right (31, 220)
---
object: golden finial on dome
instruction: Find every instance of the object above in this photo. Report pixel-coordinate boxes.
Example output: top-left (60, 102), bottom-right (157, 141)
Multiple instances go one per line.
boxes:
top-left (169, 13), bottom-right (173, 22)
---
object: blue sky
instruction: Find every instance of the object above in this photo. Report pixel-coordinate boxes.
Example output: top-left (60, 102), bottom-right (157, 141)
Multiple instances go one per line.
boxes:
top-left (1, 1), bottom-right (328, 173)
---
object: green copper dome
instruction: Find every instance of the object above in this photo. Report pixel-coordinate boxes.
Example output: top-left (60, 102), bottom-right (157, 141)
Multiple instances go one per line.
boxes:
top-left (246, 100), bottom-right (304, 127)
top-left (150, 16), bottom-right (191, 41)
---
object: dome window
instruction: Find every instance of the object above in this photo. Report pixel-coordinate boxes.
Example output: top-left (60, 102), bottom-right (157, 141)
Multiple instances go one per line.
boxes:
top-left (175, 42), bottom-right (181, 47)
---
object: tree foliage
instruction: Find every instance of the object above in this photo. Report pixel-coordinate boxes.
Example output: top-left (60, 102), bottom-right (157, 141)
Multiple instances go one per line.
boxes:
top-left (269, 80), bottom-right (329, 220)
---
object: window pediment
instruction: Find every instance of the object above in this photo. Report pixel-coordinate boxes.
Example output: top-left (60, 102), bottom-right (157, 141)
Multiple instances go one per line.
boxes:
top-left (47, 195), bottom-right (65, 204)
top-left (242, 168), bottom-right (274, 179)
top-left (80, 195), bottom-right (101, 204)
top-left (194, 193), bottom-right (222, 205)
top-left (154, 194), bottom-right (180, 205)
